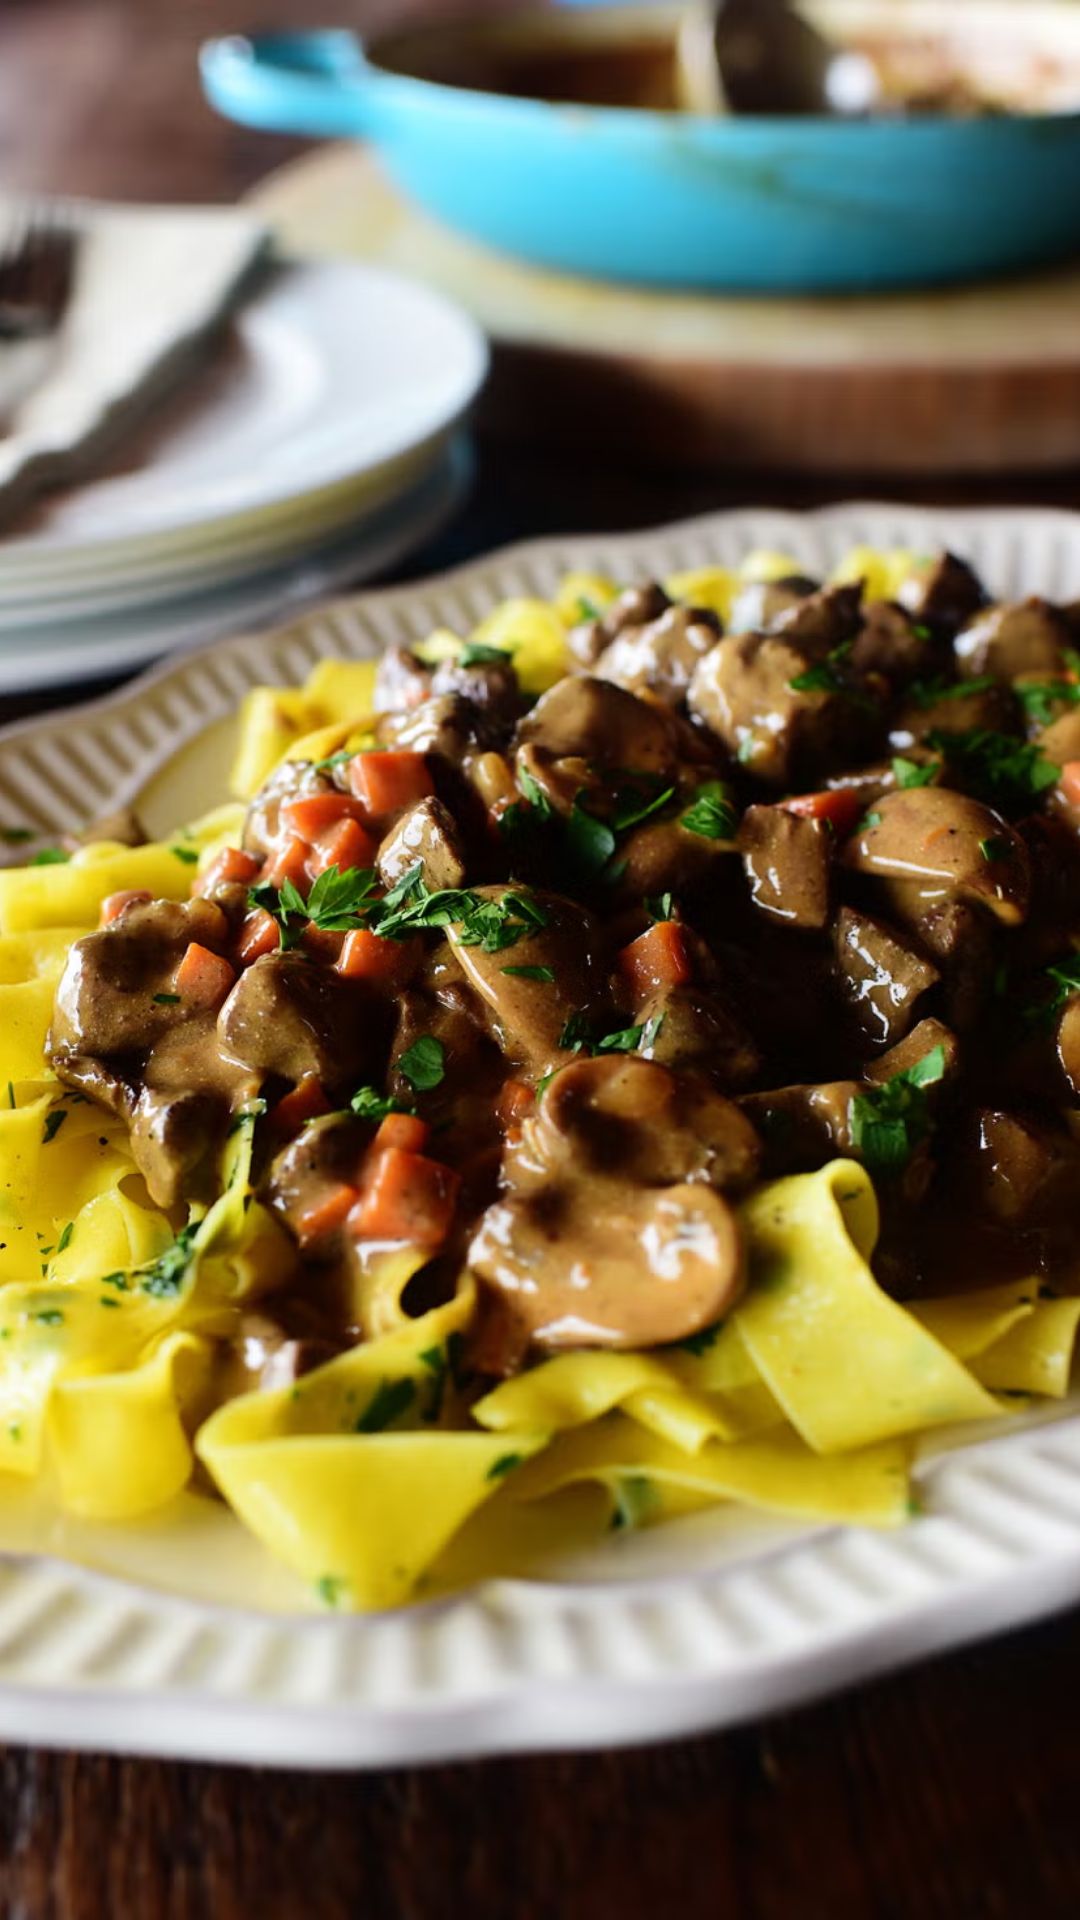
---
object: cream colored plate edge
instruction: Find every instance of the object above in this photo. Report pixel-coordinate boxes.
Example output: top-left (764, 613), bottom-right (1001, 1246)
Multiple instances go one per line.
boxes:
top-left (1, 502), bottom-right (1080, 1770)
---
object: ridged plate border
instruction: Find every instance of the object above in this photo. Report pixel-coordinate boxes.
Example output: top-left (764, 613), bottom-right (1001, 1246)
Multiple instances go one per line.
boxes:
top-left (1, 502), bottom-right (1079, 1770)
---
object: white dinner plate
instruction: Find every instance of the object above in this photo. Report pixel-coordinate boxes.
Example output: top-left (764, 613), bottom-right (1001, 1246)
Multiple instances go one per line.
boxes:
top-left (0, 436), bottom-right (453, 629)
top-left (0, 501), bottom-right (1080, 1770)
top-left (0, 437), bottom-right (470, 695)
top-left (0, 259), bottom-right (487, 589)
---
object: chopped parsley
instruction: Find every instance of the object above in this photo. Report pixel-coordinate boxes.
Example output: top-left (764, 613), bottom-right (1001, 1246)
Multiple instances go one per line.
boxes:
top-left (350, 1086), bottom-right (416, 1123)
top-left (249, 864), bottom-right (379, 950)
top-left (29, 1309), bottom-right (64, 1328)
top-left (892, 755), bottom-right (940, 790)
top-left (574, 594), bottom-right (602, 622)
top-left (227, 1098), bottom-right (268, 1136)
top-left (397, 1034), bottom-right (446, 1092)
top-left (41, 1110), bottom-right (67, 1145)
top-left (139, 1222), bottom-right (200, 1299)
top-left (849, 1044), bottom-right (948, 1172)
top-left (979, 835), bottom-right (1011, 863)
top-left (501, 964), bottom-right (554, 982)
top-left (909, 673), bottom-right (996, 709)
top-left (6, 1083), bottom-right (13, 1110)
top-left (645, 892), bottom-right (676, 923)
top-left (28, 847), bottom-right (69, 867)
top-left (609, 781), bottom-right (676, 836)
top-left (680, 780), bottom-right (736, 841)
top-left (1016, 681), bottom-right (1079, 727)
top-left (859, 810), bottom-right (884, 831)
top-left (169, 845), bottom-right (199, 866)
top-left (354, 1376), bottom-right (415, 1434)
top-left (1025, 952), bottom-right (1080, 1028)
top-left (674, 1322), bottom-right (722, 1357)
top-left (152, 992), bottom-right (181, 1006)
top-left (565, 800), bottom-right (617, 878)
top-left (610, 1473), bottom-right (658, 1533)
top-left (459, 641), bottom-right (509, 667)
top-left (925, 729), bottom-right (1059, 816)
top-left (0, 827), bottom-right (33, 845)
top-left (789, 640), bottom-right (854, 697)
top-left (315, 1574), bottom-right (347, 1608)
top-left (597, 1012), bottom-right (666, 1056)
top-left (55, 1222), bottom-right (73, 1255)
top-left (486, 1452), bottom-right (525, 1481)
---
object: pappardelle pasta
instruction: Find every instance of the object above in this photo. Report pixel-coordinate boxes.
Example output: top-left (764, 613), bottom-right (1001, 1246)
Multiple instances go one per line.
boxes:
top-left (2, 543), bottom-right (1079, 1610)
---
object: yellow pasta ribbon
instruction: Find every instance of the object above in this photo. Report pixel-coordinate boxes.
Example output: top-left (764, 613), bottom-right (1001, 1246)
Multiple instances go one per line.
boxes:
top-left (734, 1162), bottom-right (1000, 1452)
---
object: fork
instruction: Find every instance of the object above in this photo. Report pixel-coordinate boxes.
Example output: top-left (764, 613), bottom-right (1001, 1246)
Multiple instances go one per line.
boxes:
top-left (0, 203), bottom-right (78, 342)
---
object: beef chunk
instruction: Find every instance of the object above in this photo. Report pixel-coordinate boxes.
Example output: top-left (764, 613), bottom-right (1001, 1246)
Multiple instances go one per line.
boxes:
top-left (833, 906), bottom-right (939, 1049)
top-left (218, 953), bottom-right (382, 1089)
top-left (738, 805), bottom-right (832, 930)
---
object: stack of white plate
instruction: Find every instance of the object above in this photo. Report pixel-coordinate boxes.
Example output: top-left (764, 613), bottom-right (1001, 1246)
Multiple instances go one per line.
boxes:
top-left (0, 259), bottom-right (488, 694)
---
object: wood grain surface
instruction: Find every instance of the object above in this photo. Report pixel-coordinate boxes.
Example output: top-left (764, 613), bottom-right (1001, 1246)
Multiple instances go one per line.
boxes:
top-left (2, 5), bottom-right (1080, 1915)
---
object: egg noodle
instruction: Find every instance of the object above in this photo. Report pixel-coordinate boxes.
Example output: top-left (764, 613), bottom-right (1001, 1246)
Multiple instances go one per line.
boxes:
top-left (0, 546), bottom-right (1076, 1611)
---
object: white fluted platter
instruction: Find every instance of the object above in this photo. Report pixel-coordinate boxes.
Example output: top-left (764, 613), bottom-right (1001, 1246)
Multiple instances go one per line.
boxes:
top-left (0, 501), bottom-right (1079, 1770)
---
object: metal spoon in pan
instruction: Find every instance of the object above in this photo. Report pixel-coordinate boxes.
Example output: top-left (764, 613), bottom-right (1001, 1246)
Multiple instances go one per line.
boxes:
top-left (675, 0), bottom-right (880, 117)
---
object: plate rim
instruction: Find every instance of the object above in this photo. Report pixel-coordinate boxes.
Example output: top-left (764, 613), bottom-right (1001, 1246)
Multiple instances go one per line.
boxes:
top-left (3, 497), bottom-right (1080, 1768)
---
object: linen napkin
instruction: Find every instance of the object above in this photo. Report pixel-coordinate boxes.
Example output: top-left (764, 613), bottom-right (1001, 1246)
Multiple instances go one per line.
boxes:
top-left (0, 198), bottom-right (268, 524)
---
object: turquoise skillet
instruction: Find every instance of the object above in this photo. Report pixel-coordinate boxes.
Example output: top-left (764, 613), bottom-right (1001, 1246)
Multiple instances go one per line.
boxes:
top-left (200, 1), bottom-right (1080, 293)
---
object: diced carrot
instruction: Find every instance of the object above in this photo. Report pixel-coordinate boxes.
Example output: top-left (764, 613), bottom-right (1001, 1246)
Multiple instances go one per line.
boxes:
top-left (263, 835), bottom-right (310, 891)
top-left (99, 889), bottom-right (151, 926)
top-left (348, 1147), bottom-right (460, 1247)
top-left (618, 920), bottom-right (692, 1000)
top-left (175, 942), bottom-right (236, 1010)
top-left (372, 1111), bottom-right (430, 1155)
top-left (282, 792), bottom-right (369, 841)
top-left (238, 909), bottom-right (280, 965)
top-left (195, 847), bottom-right (261, 897)
top-left (307, 815), bottom-right (377, 879)
top-left (270, 1076), bottom-right (331, 1138)
top-left (296, 1181), bottom-right (360, 1248)
top-left (781, 788), bottom-right (864, 836)
top-left (497, 1078), bottom-right (535, 1132)
top-left (348, 750), bottom-right (434, 818)
top-left (336, 926), bottom-right (409, 986)
top-left (1060, 761), bottom-right (1080, 810)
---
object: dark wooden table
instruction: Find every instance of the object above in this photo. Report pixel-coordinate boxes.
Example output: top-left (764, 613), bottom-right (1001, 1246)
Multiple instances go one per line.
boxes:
top-left (3, 4), bottom-right (1080, 1914)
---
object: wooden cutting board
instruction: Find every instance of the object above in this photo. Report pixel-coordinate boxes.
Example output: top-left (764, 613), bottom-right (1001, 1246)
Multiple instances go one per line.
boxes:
top-left (250, 142), bottom-right (1080, 475)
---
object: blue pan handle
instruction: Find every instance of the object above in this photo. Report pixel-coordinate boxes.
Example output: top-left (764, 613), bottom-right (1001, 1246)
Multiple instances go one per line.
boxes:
top-left (199, 31), bottom-right (378, 138)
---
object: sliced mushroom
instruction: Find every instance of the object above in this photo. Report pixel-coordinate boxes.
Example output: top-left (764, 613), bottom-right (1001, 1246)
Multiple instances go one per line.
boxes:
top-left (863, 1016), bottom-right (958, 1085)
top-left (844, 788), bottom-right (1031, 926)
top-left (531, 1054), bottom-right (761, 1192)
top-left (442, 887), bottom-right (600, 1081)
top-left (467, 1055), bottom-right (759, 1352)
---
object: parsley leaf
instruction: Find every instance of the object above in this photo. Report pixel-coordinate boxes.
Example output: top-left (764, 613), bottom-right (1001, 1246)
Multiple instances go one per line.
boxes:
top-left (646, 892), bottom-right (676, 922)
top-left (169, 845), bottom-right (199, 866)
top-left (139, 1222), bottom-right (200, 1299)
top-left (459, 641), bottom-right (509, 667)
top-left (1015, 678), bottom-right (1080, 728)
top-left (41, 1110), bottom-right (67, 1144)
top-left (925, 729), bottom-right (1060, 816)
top-left (596, 1012), bottom-right (666, 1056)
top-left (501, 964), bottom-right (554, 982)
top-left (849, 1044), bottom-right (948, 1171)
top-left (249, 865), bottom-right (379, 949)
top-left (355, 1377), bottom-right (416, 1434)
top-left (1024, 952), bottom-right (1080, 1028)
top-left (979, 835), bottom-right (1011, 863)
top-left (909, 674), bottom-right (997, 709)
top-left (152, 992), bottom-right (181, 1006)
top-left (789, 641), bottom-right (855, 697)
top-left (681, 780), bottom-right (736, 841)
top-left (28, 847), bottom-right (69, 867)
top-left (609, 781), bottom-right (675, 835)
top-left (565, 801), bottom-right (617, 877)
top-left (350, 1086), bottom-right (416, 1123)
top-left (397, 1035), bottom-right (446, 1091)
top-left (486, 1452), bottom-right (525, 1481)
top-left (892, 755), bottom-right (940, 790)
